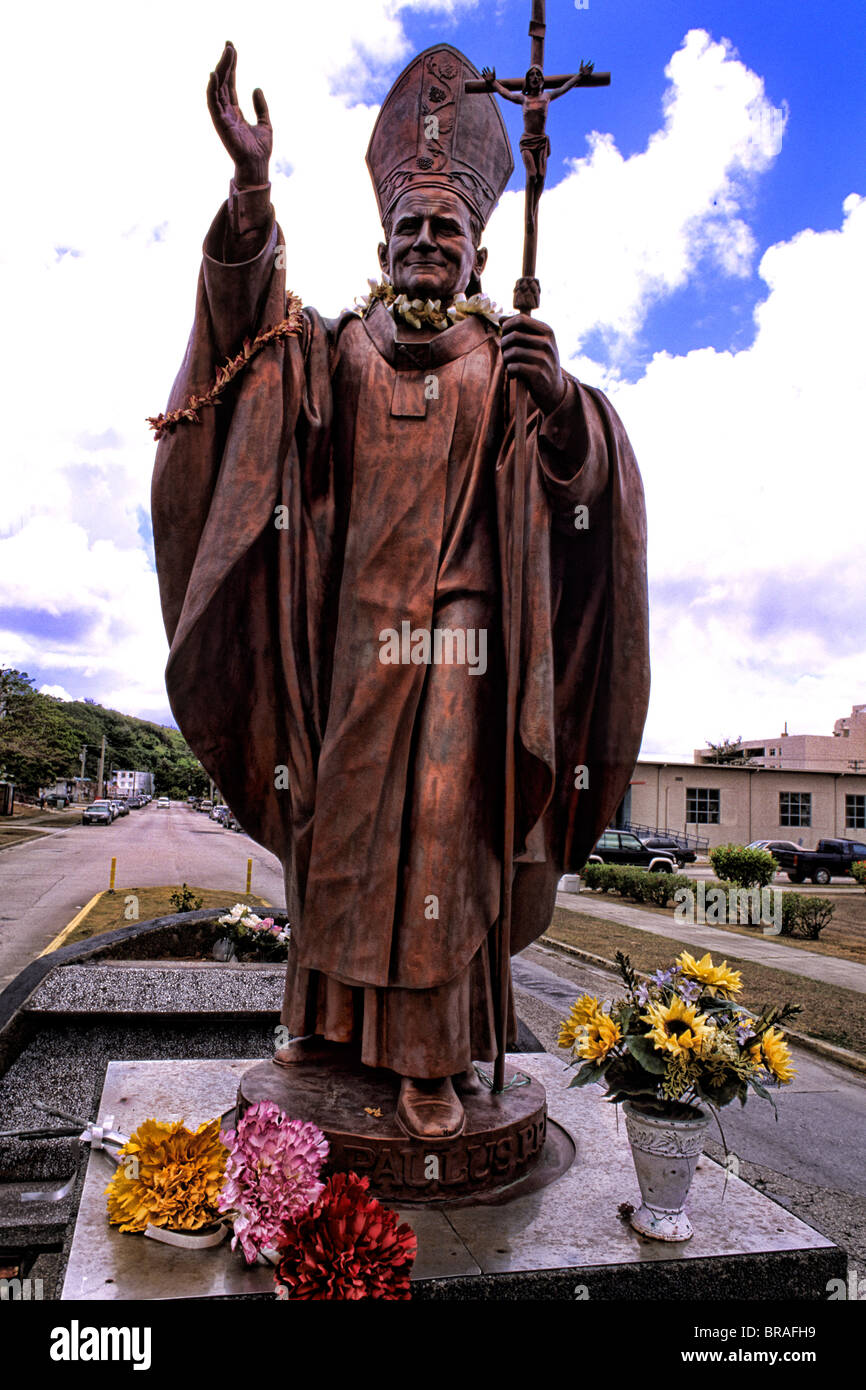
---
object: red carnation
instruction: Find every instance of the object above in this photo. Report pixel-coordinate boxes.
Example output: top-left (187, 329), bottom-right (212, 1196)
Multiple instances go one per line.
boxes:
top-left (274, 1172), bottom-right (417, 1300)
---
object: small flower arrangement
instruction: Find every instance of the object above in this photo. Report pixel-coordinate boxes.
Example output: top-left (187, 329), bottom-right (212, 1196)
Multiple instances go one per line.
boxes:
top-left (106, 1117), bottom-right (228, 1234)
top-left (218, 1101), bottom-right (329, 1264)
top-left (103, 1097), bottom-right (420, 1297)
top-left (216, 903), bottom-right (290, 960)
top-left (274, 1172), bottom-right (417, 1301)
top-left (560, 950), bottom-right (800, 1111)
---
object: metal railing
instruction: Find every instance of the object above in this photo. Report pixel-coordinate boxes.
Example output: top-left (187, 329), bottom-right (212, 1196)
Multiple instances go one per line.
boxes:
top-left (620, 820), bottom-right (710, 853)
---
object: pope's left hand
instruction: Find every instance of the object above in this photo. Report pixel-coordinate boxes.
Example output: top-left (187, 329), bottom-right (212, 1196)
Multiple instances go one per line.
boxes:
top-left (500, 313), bottom-right (567, 416)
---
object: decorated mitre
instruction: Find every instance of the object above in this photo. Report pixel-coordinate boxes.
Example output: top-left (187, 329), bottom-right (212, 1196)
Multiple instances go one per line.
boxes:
top-left (366, 44), bottom-right (514, 230)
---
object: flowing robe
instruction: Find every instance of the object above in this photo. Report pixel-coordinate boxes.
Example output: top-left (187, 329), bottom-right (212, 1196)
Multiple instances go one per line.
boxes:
top-left (152, 204), bottom-right (650, 1077)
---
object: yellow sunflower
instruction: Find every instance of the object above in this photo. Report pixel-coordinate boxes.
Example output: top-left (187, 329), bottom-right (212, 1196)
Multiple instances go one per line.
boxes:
top-left (751, 1027), bottom-right (796, 1084)
top-left (641, 995), bottom-right (712, 1057)
top-left (676, 950), bottom-right (743, 998)
top-left (106, 1117), bottom-right (228, 1234)
top-left (577, 1013), bottom-right (621, 1061)
top-left (558, 994), bottom-right (602, 1049)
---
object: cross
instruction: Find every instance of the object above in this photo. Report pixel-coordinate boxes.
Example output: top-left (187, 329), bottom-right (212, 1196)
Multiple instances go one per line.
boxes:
top-left (466, 0), bottom-right (609, 309)
top-left (464, 1), bottom-right (610, 1092)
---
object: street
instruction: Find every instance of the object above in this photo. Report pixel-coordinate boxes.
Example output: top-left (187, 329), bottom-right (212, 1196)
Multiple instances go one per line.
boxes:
top-left (0, 802), bottom-right (285, 989)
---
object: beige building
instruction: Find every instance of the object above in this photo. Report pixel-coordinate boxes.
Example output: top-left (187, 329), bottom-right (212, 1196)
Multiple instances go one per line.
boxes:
top-left (627, 760), bottom-right (866, 850)
top-left (694, 703), bottom-right (866, 773)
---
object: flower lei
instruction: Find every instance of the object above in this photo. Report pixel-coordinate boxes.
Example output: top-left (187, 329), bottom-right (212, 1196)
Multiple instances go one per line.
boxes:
top-left (147, 292), bottom-right (305, 440)
top-left (354, 276), bottom-right (502, 333)
top-left (147, 277), bottom-right (501, 442)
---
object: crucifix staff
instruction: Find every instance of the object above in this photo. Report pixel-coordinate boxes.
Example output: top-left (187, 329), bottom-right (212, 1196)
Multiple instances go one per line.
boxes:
top-left (465, 1), bottom-right (610, 1093)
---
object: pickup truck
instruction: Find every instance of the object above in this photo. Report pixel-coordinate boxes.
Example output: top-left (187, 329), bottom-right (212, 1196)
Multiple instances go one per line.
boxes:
top-left (772, 837), bottom-right (866, 885)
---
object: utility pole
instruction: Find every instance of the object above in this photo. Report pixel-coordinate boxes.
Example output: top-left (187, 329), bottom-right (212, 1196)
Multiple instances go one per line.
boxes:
top-left (96, 735), bottom-right (106, 800)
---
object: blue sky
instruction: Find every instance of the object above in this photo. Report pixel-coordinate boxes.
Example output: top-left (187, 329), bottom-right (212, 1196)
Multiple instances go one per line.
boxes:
top-left (1, 0), bottom-right (864, 758)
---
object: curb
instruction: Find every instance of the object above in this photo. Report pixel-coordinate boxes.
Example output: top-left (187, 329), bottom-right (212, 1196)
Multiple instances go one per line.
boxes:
top-left (39, 891), bottom-right (106, 956)
top-left (538, 933), bottom-right (866, 1076)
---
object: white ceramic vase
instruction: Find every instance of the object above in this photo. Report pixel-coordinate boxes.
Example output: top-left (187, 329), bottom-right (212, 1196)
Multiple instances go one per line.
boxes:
top-left (622, 1099), bottom-right (710, 1242)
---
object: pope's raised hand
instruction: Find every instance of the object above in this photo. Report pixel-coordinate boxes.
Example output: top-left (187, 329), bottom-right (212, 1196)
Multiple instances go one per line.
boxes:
top-left (500, 313), bottom-right (567, 416)
top-left (207, 41), bottom-right (272, 187)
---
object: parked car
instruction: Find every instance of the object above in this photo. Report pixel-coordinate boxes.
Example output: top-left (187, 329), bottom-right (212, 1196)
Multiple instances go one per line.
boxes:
top-left (640, 834), bottom-right (696, 867)
top-left (771, 837), bottom-right (866, 885)
top-left (157, 797), bottom-right (171, 809)
top-left (746, 839), bottom-right (802, 855)
top-left (111, 800), bottom-right (129, 817)
top-left (198, 799), bottom-right (214, 814)
top-left (589, 829), bottom-right (677, 872)
top-left (82, 801), bottom-right (113, 826)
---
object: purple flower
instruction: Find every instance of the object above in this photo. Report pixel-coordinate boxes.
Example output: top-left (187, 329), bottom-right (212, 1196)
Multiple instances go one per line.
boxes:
top-left (219, 1101), bottom-right (329, 1263)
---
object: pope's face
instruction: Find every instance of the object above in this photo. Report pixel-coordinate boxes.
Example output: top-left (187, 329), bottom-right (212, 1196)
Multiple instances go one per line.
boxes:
top-left (379, 190), bottom-right (487, 301)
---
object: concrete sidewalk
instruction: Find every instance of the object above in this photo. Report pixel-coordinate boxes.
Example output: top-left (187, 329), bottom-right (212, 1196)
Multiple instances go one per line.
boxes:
top-left (555, 890), bottom-right (866, 994)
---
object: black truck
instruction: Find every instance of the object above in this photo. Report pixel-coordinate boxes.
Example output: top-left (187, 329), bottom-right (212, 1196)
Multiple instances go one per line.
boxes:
top-left (772, 837), bottom-right (866, 885)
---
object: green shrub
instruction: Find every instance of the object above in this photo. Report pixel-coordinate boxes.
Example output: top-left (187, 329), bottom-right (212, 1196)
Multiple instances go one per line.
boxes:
top-left (787, 895), bottom-right (835, 940)
top-left (708, 845), bottom-right (778, 889)
top-left (579, 863), bottom-right (609, 892)
top-left (852, 860), bottom-right (866, 889)
top-left (644, 872), bottom-right (693, 907)
top-left (779, 892), bottom-right (800, 936)
top-left (169, 883), bottom-right (204, 913)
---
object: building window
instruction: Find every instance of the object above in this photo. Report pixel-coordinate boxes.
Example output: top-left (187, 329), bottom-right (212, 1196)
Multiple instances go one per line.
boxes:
top-left (846, 795), bottom-right (866, 830)
top-left (780, 791), bottom-right (811, 827)
top-left (686, 788), bottom-right (720, 823)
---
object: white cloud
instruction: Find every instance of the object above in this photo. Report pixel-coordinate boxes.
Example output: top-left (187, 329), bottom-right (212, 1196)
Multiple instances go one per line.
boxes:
top-left (483, 29), bottom-right (786, 360)
top-left (609, 193), bottom-right (866, 757)
top-left (39, 684), bottom-right (74, 701)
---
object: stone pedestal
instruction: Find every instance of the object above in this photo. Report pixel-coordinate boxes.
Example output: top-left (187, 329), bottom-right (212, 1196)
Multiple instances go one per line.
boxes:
top-left (237, 1055), bottom-right (572, 1205)
top-left (60, 1054), bottom-right (845, 1301)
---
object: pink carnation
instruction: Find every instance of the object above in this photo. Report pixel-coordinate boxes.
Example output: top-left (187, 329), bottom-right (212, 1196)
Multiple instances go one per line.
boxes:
top-left (219, 1101), bottom-right (329, 1263)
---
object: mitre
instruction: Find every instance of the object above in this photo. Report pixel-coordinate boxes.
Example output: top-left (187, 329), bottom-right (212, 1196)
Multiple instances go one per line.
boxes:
top-left (366, 43), bottom-right (514, 230)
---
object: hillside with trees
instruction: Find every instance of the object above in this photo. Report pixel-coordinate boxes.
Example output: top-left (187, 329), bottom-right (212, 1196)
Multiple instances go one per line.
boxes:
top-left (0, 667), bottom-right (209, 799)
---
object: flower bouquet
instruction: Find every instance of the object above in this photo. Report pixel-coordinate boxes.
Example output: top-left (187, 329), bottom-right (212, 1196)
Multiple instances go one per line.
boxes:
top-left (215, 903), bottom-right (291, 961)
top-left (106, 1100), bottom-right (418, 1298)
top-left (560, 950), bottom-right (800, 1240)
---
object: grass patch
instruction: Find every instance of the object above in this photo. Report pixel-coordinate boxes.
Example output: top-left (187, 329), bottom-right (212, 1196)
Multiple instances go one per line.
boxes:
top-left (62, 886), bottom-right (271, 947)
top-left (0, 825), bottom-right (49, 849)
top-left (545, 906), bottom-right (866, 1058)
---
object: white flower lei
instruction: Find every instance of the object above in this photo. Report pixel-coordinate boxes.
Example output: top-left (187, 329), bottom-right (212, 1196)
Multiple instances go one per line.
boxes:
top-left (353, 277), bottom-right (503, 332)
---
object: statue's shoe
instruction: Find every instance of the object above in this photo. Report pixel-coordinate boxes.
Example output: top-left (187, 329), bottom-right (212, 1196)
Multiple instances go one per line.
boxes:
top-left (453, 1065), bottom-right (485, 1096)
top-left (396, 1077), bottom-right (466, 1140)
top-left (273, 1035), bottom-right (345, 1066)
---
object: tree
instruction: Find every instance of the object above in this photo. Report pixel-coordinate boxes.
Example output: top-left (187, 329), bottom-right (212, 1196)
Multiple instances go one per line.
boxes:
top-left (703, 735), bottom-right (759, 765)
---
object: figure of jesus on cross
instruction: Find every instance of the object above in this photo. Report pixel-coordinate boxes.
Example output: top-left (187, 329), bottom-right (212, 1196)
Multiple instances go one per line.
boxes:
top-left (481, 60), bottom-right (595, 273)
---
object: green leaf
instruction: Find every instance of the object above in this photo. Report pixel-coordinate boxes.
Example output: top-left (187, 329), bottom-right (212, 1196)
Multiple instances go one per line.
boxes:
top-left (625, 1033), bottom-right (666, 1074)
top-left (568, 1060), bottom-right (607, 1088)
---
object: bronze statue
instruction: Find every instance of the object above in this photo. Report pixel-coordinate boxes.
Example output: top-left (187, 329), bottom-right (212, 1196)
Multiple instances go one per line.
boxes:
top-left (151, 31), bottom-right (649, 1145)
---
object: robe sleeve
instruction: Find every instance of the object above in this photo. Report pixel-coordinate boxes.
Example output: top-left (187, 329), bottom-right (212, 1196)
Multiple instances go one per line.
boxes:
top-left (151, 205), bottom-right (328, 878)
top-left (536, 375), bottom-right (609, 531)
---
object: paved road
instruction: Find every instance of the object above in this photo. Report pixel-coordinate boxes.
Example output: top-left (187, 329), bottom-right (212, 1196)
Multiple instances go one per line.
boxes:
top-left (0, 803), bottom-right (286, 989)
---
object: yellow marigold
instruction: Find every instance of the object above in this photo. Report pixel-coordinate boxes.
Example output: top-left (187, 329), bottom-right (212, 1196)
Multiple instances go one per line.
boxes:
top-left (751, 1027), bottom-right (796, 1084)
top-left (106, 1117), bottom-right (228, 1234)
top-left (677, 950), bottom-right (743, 997)
top-left (642, 995), bottom-right (711, 1057)
top-left (577, 1014), bottom-right (621, 1061)
top-left (558, 994), bottom-right (602, 1049)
